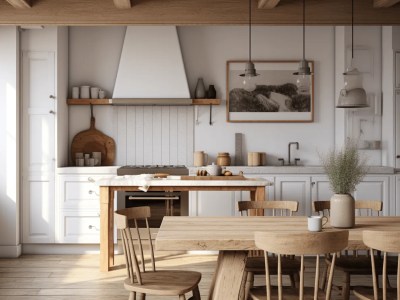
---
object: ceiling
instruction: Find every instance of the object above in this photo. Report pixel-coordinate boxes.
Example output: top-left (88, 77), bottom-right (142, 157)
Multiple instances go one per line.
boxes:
top-left (1, 0), bottom-right (400, 25)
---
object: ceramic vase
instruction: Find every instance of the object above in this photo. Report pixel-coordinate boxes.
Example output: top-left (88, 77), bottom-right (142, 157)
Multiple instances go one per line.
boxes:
top-left (330, 194), bottom-right (355, 228)
top-left (195, 78), bottom-right (206, 99)
top-left (207, 85), bottom-right (217, 99)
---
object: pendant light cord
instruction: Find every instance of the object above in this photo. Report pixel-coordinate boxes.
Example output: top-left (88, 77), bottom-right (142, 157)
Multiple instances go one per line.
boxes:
top-left (351, 0), bottom-right (354, 59)
top-left (249, 0), bottom-right (252, 62)
top-left (303, 0), bottom-right (305, 61)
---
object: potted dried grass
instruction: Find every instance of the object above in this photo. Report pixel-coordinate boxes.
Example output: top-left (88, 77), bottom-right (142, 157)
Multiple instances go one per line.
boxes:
top-left (321, 141), bottom-right (368, 228)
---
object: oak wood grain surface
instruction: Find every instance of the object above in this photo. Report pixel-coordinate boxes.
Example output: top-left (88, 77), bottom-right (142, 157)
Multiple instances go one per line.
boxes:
top-left (156, 216), bottom-right (400, 251)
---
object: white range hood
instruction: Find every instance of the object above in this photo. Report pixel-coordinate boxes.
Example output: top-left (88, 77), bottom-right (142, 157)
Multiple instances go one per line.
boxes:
top-left (112, 26), bottom-right (191, 105)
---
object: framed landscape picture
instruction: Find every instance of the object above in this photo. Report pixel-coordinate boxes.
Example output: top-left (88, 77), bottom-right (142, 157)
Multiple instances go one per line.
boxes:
top-left (226, 60), bottom-right (314, 122)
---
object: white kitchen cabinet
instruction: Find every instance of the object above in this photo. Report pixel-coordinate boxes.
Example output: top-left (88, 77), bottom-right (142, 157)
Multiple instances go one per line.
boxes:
top-left (22, 51), bottom-right (56, 243)
top-left (395, 175), bottom-right (400, 216)
top-left (354, 175), bottom-right (392, 216)
top-left (311, 176), bottom-right (332, 202)
top-left (275, 176), bottom-right (311, 216)
top-left (56, 170), bottom-right (116, 243)
top-left (21, 28), bottom-right (69, 244)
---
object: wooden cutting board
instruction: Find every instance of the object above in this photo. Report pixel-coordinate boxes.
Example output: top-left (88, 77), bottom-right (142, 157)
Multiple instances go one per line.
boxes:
top-left (71, 109), bottom-right (116, 166)
top-left (181, 175), bottom-right (247, 180)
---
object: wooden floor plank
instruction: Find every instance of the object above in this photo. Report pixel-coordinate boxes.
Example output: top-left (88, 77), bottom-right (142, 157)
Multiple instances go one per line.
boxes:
top-left (0, 252), bottom-right (395, 300)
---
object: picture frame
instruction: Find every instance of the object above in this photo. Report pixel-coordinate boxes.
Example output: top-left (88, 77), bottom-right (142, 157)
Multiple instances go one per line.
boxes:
top-left (226, 60), bottom-right (314, 123)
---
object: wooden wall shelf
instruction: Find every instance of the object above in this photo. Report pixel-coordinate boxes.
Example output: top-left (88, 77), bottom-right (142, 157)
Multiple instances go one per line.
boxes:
top-left (67, 98), bottom-right (221, 106)
top-left (67, 99), bottom-right (112, 105)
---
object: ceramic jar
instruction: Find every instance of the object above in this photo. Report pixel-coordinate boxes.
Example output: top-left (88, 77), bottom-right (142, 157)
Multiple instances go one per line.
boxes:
top-left (216, 152), bottom-right (231, 166)
top-left (206, 163), bottom-right (222, 176)
top-left (330, 194), bottom-right (355, 228)
top-left (207, 85), bottom-right (217, 99)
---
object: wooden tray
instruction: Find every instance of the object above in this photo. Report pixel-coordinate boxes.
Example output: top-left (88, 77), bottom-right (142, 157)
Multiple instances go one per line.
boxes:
top-left (181, 175), bottom-right (247, 180)
top-left (71, 107), bottom-right (115, 166)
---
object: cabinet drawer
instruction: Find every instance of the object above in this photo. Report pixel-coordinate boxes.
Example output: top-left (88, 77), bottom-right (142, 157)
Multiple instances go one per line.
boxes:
top-left (58, 175), bottom-right (110, 209)
top-left (59, 211), bottom-right (100, 243)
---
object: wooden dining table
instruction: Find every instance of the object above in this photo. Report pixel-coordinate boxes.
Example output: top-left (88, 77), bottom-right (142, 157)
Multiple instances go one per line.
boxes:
top-left (155, 216), bottom-right (400, 300)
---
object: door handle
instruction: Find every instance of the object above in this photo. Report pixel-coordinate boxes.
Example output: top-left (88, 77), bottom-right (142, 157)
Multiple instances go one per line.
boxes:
top-left (49, 95), bottom-right (56, 99)
top-left (49, 110), bottom-right (56, 115)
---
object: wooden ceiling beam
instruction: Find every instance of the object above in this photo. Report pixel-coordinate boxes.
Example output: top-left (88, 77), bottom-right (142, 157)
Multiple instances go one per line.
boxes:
top-left (374, 0), bottom-right (400, 7)
top-left (113, 0), bottom-right (131, 9)
top-left (258, 0), bottom-right (281, 9)
top-left (5, 0), bottom-right (31, 9)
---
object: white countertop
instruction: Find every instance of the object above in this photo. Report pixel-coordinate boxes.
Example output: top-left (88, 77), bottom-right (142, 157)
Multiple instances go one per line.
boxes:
top-left (57, 166), bottom-right (119, 174)
top-left (96, 175), bottom-right (272, 187)
top-left (189, 166), bottom-right (395, 174)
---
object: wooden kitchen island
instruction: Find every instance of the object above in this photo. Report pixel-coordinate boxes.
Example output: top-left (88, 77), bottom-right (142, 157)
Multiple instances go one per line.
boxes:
top-left (97, 176), bottom-right (272, 272)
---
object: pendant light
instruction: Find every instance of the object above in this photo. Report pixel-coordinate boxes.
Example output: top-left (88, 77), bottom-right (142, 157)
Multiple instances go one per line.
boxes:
top-left (240, 0), bottom-right (259, 92)
top-left (293, 0), bottom-right (312, 95)
top-left (336, 0), bottom-right (368, 108)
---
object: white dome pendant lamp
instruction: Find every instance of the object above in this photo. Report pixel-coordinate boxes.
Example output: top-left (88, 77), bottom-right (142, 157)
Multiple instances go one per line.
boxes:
top-left (293, 0), bottom-right (312, 95)
top-left (240, 0), bottom-right (259, 92)
top-left (337, 0), bottom-right (368, 108)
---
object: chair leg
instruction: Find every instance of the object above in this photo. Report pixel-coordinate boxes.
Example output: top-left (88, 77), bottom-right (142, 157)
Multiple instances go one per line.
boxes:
top-left (128, 292), bottom-right (136, 300)
top-left (238, 270), bottom-right (247, 300)
top-left (341, 273), bottom-right (350, 300)
top-left (179, 295), bottom-right (186, 300)
top-left (139, 293), bottom-right (146, 300)
top-left (192, 286), bottom-right (201, 300)
top-left (289, 273), bottom-right (296, 288)
top-left (245, 271), bottom-right (254, 300)
top-left (321, 263), bottom-right (329, 291)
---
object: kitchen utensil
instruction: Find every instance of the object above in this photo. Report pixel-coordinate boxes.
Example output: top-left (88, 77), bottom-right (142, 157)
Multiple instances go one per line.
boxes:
top-left (71, 105), bottom-right (116, 166)
top-left (217, 152), bottom-right (231, 166)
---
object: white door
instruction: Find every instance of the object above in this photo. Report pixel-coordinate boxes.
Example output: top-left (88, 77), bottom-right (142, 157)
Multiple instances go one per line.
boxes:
top-left (353, 176), bottom-right (391, 216)
top-left (275, 176), bottom-right (311, 216)
top-left (22, 51), bottom-right (56, 243)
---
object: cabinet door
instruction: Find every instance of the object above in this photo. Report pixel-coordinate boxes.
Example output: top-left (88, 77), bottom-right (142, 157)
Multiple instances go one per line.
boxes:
top-left (354, 176), bottom-right (391, 216)
top-left (311, 175), bottom-right (332, 199)
top-left (189, 191), bottom-right (236, 217)
top-left (275, 176), bottom-right (311, 216)
top-left (22, 51), bottom-right (56, 243)
top-left (395, 175), bottom-right (400, 216)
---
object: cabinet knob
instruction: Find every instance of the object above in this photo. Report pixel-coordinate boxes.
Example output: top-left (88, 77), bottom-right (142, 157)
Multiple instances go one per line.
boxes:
top-left (49, 110), bottom-right (56, 115)
top-left (88, 177), bottom-right (95, 183)
top-left (88, 225), bottom-right (98, 230)
top-left (49, 95), bottom-right (56, 99)
top-left (311, 181), bottom-right (316, 186)
top-left (88, 190), bottom-right (99, 196)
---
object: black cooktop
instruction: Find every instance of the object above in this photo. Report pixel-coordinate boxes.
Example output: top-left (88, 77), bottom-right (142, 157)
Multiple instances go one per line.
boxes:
top-left (117, 165), bottom-right (189, 176)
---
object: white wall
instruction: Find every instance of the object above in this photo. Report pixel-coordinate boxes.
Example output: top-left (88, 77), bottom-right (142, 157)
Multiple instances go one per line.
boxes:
top-left (0, 27), bottom-right (21, 257)
top-left (179, 26), bottom-right (336, 165)
top-left (68, 25), bottom-right (393, 167)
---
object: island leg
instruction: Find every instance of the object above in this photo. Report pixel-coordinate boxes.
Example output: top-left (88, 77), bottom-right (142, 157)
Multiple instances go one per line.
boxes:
top-left (250, 187), bottom-right (266, 216)
top-left (100, 186), bottom-right (114, 272)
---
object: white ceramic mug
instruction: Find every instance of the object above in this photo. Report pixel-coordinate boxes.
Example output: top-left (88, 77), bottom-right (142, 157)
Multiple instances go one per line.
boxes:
top-left (90, 87), bottom-right (100, 99)
top-left (88, 158), bottom-right (95, 167)
top-left (307, 215), bottom-right (328, 232)
top-left (98, 90), bottom-right (106, 99)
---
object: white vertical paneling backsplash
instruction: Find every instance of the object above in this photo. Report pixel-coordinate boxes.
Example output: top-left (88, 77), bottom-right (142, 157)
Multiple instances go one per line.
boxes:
top-left (113, 106), bottom-right (194, 166)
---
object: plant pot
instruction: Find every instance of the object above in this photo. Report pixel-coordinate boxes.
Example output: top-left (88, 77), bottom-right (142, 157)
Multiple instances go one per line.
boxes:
top-left (330, 194), bottom-right (355, 228)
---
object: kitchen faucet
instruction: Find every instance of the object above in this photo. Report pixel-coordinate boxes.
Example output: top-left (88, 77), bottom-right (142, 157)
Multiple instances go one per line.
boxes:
top-left (288, 142), bottom-right (300, 166)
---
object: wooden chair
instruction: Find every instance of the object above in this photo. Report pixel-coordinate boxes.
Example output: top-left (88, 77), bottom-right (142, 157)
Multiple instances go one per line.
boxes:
top-left (353, 230), bottom-right (400, 300)
top-left (115, 207), bottom-right (201, 300)
top-left (238, 200), bottom-right (300, 299)
top-left (249, 230), bottom-right (349, 300)
top-left (313, 200), bottom-right (389, 300)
